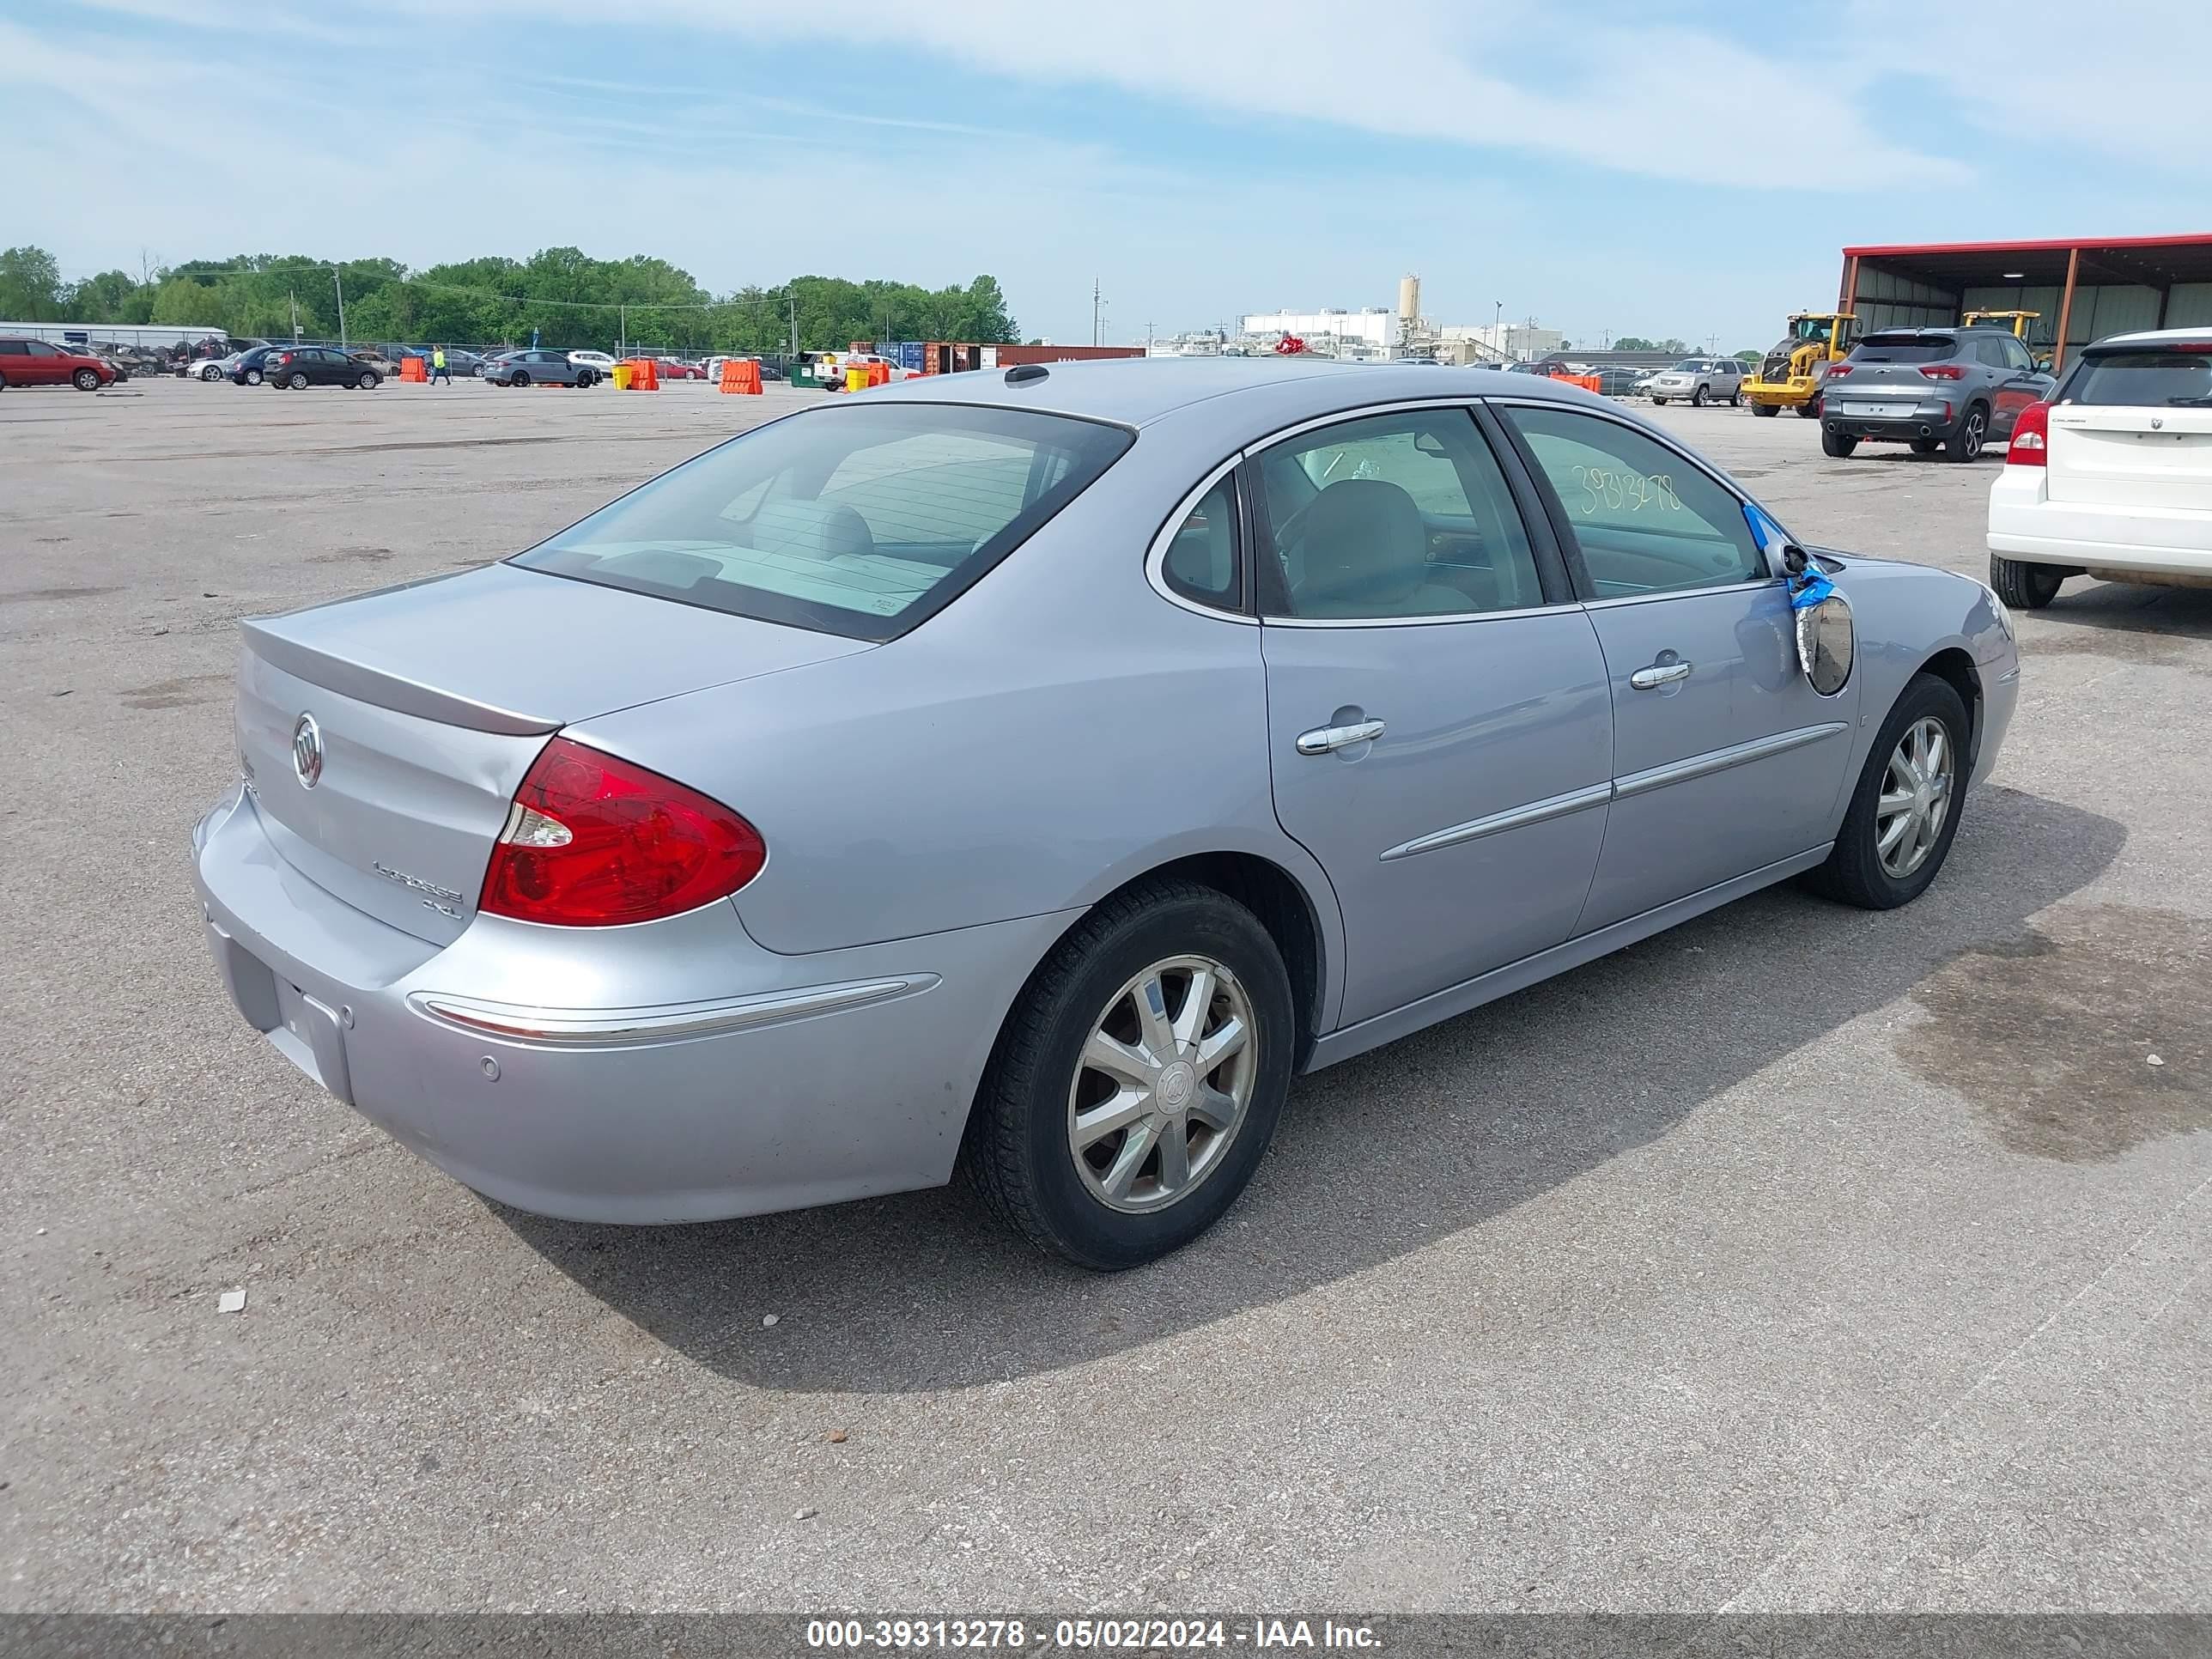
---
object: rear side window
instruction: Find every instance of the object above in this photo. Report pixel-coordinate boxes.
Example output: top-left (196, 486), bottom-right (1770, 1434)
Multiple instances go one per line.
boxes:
top-left (2062, 349), bottom-right (2212, 407)
top-left (514, 404), bottom-right (1133, 641)
top-left (1855, 333), bottom-right (1959, 364)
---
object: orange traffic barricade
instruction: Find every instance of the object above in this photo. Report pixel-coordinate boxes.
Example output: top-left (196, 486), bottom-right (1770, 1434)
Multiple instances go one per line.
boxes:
top-left (622, 357), bottom-right (659, 390)
top-left (399, 356), bottom-right (427, 382)
top-left (719, 359), bottom-right (762, 394)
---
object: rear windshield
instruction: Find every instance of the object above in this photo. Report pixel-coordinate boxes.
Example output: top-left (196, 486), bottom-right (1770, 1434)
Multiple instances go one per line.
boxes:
top-left (1854, 333), bottom-right (1959, 363)
top-left (513, 403), bottom-right (1133, 641)
top-left (2062, 349), bottom-right (2212, 407)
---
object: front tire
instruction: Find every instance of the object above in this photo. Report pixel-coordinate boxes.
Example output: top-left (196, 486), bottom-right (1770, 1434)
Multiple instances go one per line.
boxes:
top-left (1821, 428), bottom-right (1859, 458)
top-left (73, 368), bottom-right (102, 391)
top-left (1945, 404), bottom-right (1988, 462)
top-left (1753, 401), bottom-right (1778, 417)
top-left (357, 371), bottom-right (378, 389)
top-left (288, 371), bottom-right (309, 390)
top-left (574, 369), bottom-right (595, 387)
top-left (961, 879), bottom-right (1295, 1271)
top-left (1990, 553), bottom-right (2066, 609)
top-left (1805, 673), bottom-right (1970, 909)
top-left (1691, 386), bottom-right (1707, 406)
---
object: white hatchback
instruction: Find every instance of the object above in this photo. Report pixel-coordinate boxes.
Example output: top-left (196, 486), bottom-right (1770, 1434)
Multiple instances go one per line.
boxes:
top-left (1987, 328), bottom-right (2212, 607)
top-left (567, 349), bottom-right (617, 381)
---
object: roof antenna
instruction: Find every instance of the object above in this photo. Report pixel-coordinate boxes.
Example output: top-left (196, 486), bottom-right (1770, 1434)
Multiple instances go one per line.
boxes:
top-left (1005, 364), bottom-right (1049, 384)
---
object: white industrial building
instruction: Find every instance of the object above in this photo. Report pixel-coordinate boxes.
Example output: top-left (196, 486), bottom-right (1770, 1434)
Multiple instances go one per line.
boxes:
top-left (1439, 319), bottom-right (1565, 361)
top-left (1238, 307), bottom-right (1401, 349)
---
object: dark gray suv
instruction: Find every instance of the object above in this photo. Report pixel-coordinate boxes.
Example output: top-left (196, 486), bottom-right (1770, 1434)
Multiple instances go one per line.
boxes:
top-left (1821, 327), bottom-right (2055, 462)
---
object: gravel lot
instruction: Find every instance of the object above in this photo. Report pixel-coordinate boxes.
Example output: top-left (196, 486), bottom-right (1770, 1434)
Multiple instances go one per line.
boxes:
top-left (4, 374), bottom-right (2208, 1614)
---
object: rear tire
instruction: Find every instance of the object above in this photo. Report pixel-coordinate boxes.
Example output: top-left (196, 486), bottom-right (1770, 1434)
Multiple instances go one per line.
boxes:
top-left (1805, 673), bottom-right (1970, 909)
top-left (1651, 397), bottom-right (1668, 406)
top-left (1753, 401), bottom-right (1778, 417)
top-left (1910, 437), bottom-right (1939, 454)
top-left (1797, 398), bottom-right (1821, 419)
top-left (512, 371), bottom-right (531, 386)
top-left (1945, 404), bottom-right (1988, 462)
top-left (1821, 429), bottom-right (1859, 458)
top-left (200, 364), bottom-right (222, 381)
top-left (1990, 553), bottom-right (2065, 609)
top-left (960, 879), bottom-right (1295, 1271)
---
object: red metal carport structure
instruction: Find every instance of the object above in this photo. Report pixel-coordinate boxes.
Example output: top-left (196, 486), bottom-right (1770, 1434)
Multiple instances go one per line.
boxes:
top-left (1838, 234), bottom-right (2212, 374)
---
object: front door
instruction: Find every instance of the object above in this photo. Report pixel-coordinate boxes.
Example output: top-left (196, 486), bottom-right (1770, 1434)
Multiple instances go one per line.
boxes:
top-left (1497, 400), bottom-right (1859, 933)
top-left (1252, 404), bottom-right (1614, 1028)
top-left (1982, 331), bottom-right (2054, 438)
top-left (21, 340), bottom-right (70, 386)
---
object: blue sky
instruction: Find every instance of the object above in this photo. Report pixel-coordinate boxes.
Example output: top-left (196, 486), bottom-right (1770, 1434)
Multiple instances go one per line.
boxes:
top-left (5, 0), bottom-right (2207, 349)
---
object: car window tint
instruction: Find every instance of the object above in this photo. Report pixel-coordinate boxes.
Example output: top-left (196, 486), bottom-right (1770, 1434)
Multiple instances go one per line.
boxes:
top-left (0, 341), bottom-right (27, 356)
top-left (27, 341), bottom-right (61, 356)
top-left (1255, 408), bottom-right (1543, 620)
top-left (1856, 333), bottom-right (1958, 364)
top-left (513, 404), bottom-right (1131, 641)
top-left (1504, 405), bottom-right (1765, 596)
top-left (1160, 476), bottom-right (1241, 610)
top-left (2005, 337), bottom-right (2036, 372)
top-left (2063, 350), bottom-right (2212, 406)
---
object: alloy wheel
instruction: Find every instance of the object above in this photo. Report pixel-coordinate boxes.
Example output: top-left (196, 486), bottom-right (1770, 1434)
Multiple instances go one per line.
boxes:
top-left (1876, 716), bottom-right (1954, 879)
top-left (1066, 955), bottom-right (1257, 1214)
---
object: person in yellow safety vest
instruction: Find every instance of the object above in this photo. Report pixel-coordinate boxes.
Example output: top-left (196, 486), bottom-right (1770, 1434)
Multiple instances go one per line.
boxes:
top-left (429, 345), bottom-right (450, 386)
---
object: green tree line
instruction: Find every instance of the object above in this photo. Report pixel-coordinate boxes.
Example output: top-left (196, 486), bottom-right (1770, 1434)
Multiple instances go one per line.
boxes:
top-left (0, 245), bottom-right (1019, 354)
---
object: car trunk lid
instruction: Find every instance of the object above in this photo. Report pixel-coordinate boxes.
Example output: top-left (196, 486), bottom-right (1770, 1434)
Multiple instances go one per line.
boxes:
top-left (2047, 405), bottom-right (2212, 510)
top-left (234, 562), bottom-right (868, 943)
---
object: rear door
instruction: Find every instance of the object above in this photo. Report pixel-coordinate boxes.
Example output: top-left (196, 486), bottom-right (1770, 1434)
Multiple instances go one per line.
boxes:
top-left (1252, 403), bottom-right (1614, 1027)
top-left (1497, 400), bottom-right (1858, 933)
top-left (0, 340), bottom-right (31, 383)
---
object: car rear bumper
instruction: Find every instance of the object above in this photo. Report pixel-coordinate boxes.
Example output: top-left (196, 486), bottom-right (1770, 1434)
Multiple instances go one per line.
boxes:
top-left (1988, 472), bottom-right (2212, 578)
top-left (190, 785), bottom-right (1070, 1224)
top-left (1826, 400), bottom-right (1957, 441)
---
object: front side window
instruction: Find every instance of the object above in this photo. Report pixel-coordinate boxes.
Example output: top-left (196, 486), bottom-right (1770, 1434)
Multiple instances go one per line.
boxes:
top-left (514, 403), bottom-right (1132, 641)
top-left (26, 341), bottom-right (61, 357)
top-left (1254, 409), bottom-right (1542, 620)
top-left (1503, 404), bottom-right (1765, 596)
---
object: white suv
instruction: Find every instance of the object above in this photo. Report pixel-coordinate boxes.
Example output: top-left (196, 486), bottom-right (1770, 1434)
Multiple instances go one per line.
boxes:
top-left (1645, 357), bottom-right (1745, 407)
top-left (1987, 328), bottom-right (2212, 607)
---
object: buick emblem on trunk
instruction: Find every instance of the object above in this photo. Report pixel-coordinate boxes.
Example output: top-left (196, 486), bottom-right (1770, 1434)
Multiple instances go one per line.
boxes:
top-left (291, 713), bottom-right (324, 788)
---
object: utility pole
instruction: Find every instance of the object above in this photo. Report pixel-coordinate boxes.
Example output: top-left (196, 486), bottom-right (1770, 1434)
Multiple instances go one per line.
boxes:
top-left (289, 289), bottom-right (300, 343)
top-left (1145, 320), bottom-right (1155, 352)
top-left (1092, 277), bottom-right (1102, 348)
top-left (332, 266), bottom-right (347, 349)
top-left (788, 292), bottom-right (799, 359)
top-left (618, 304), bottom-right (626, 358)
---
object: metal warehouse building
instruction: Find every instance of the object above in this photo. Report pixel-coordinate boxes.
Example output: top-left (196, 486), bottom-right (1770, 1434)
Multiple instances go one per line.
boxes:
top-left (1838, 234), bottom-right (2212, 372)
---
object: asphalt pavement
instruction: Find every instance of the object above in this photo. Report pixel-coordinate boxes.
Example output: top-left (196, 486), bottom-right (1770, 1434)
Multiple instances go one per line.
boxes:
top-left (3, 374), bottom-right (2207, 1614)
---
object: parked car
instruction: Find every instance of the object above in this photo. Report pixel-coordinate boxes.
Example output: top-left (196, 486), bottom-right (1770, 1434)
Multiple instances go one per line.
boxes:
top-left (264, 346), bottom-right (383, 389)
top-left (188, 362), bottom-right (2016, 1269)
top-left (0, 337), bottom-right (118, 391)
top-left (1647, 358), bottom-right (1745, 406)
top-left (229, 345), bottom-right (290, 386)
top-left (705, 354), bottom-right (786, 384)
top-left (654, 357), bottom-right (708, 380)
top-left (568, 349), bottom-right (617, 381)
top-left (486, 349), bottom-right (600, 387)
top-left (1632, 368), bottom-right (1663, 394)
top-left (1822, 328), bottom-right (2055, 462)
top-left (1586, 367), bottom-right (1643, 397)
top-left (1986, 328), bottom-right (2212, 607)
top-left (191, 352), bottom-right (245, 382)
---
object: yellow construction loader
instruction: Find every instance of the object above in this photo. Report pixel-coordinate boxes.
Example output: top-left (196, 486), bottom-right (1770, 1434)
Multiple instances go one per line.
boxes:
top-left (1743, 312), bottom-right (1855, 418)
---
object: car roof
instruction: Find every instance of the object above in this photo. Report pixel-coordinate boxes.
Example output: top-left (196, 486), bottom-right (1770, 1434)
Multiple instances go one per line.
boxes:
top-left (2087, 327), bottom-right (2212, 349)
top-left (851, 356), bottom-right (1612, 429)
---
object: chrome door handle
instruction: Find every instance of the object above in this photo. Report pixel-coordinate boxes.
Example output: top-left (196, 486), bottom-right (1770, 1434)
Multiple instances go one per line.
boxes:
top-left (1297, 718), bottom-right (1386, 755)
top-left (1629, 660), bottom-right (1693, 690)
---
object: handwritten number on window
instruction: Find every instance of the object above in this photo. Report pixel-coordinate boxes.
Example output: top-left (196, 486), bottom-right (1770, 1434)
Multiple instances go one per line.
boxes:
top-left (1568, 465), bottom-right (1681, 518)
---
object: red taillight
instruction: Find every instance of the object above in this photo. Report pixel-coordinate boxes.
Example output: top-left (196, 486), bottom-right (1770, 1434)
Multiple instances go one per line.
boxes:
top-left (2007, 400), bottom-right (2051, 466)
top-left (480, 738), bottom-right (766, 927)
top-left (1919, 363), bottom-right (1966, 380)
top-left (1826, 363), bottom-right (1853, 377)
